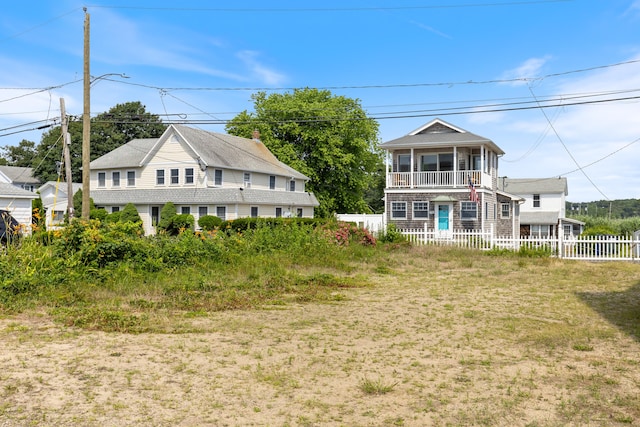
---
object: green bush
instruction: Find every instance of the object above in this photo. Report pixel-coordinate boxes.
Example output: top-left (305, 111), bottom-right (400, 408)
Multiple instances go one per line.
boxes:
top-left (119, 203), bottom-right (142, 224)
top-left (198, 215), bottom-right (222, 231)
top-left (157, 202), bottom-right (177, 232)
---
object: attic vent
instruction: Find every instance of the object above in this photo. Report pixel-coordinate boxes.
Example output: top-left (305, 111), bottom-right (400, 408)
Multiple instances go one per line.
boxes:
top-left (419, 123), bottom-right (458, 135)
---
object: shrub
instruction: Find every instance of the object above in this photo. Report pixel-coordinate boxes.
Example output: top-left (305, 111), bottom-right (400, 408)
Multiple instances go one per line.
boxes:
top-left (119, 203), bottom-right (142, 224)
top-left (198, 215), bottom-right (222, 231)
top-left (378, 223), bottom-right (406, 244)
top-left (158, 202), bottom-right (177, 231)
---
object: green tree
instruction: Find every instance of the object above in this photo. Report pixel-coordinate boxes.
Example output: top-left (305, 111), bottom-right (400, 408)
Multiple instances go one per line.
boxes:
top-left (158, 202), bottom-right (177, 232)
top-left (0, 139), bottom-right (38, 167)
top-left (226, 88), bottom-right (383, 217)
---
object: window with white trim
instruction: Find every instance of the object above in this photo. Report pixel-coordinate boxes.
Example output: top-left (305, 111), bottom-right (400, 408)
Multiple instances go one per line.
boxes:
top-left (214, 169), bottom-right (222, 186)
top-left (289, 180), bottom-right (296, 192)
top-left (181, 206), bottom-right (190, 215)
top-left (501, 203), bottom-right (510, 219)
top-left (533, 194), bottom-right (540, 208)
top-left (198, 206), bottom-right (208, 217)
top-left (275, 207), bottom-right (282, 218)
top-left (461, 201), bottom-right (477, 220)
top-left (413, 201), bottom-right (429, 219)
top-left (391, 202), bottom-right (407, 219)
top-left (112, 171), bottom-right (120, 187)
top-left (127, 171), bottom-right (135, 186)
top-left (251, 206), bottom-right (258, 217)
top-left (170, 168), bottom-right (179, 185)
top-left (98, 172), bottom-right (106, 187)
top-left (216, 206), bottom-right (226, 220)
top-left (269, 175), bottom-right (276, 190)
top-left (185, 168), bottom-right (194, 184)
top-left (156, 169), bottom-right (165, 185)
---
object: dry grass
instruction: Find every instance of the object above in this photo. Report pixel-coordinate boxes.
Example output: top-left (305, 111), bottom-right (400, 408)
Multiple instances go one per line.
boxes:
top-left (1, 245), bottom-right (640, 426)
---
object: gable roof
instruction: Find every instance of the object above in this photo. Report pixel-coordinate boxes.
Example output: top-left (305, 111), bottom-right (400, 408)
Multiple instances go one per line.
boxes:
top-left (0, 165), bottom-right (40, 185)
top-left (0, 182), bottom-right (39, 199)
top-left (379, 118), bottom-right (505, 155)
top-left (90, 125), bottom-right (309, 180)
top-left (499, 177), bottom-right (568, 196)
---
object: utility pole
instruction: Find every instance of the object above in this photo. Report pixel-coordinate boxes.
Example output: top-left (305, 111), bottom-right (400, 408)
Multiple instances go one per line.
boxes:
top-left (59, 98), bottom-right (74, 220)
top-left (81, 7), bottom-right (91, 219)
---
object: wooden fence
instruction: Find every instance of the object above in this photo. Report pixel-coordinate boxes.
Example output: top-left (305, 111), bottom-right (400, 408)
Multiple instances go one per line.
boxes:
top-left (397, 226), bottom-right (640, 262)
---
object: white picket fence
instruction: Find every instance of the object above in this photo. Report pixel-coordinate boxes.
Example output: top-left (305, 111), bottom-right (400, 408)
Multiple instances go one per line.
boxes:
top-left (397, 226), bottom-right (640, 261)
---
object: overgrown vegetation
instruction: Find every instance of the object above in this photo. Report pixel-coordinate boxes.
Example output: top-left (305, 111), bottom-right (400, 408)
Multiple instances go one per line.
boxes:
top-left (0, 218), bottom-right (382, 331)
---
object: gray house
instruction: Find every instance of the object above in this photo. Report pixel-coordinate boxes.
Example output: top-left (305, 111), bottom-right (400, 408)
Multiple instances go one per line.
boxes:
top-left (379, 118), bottom-right (523, 238)
top-left (89, 125), bottom-right (319, 235)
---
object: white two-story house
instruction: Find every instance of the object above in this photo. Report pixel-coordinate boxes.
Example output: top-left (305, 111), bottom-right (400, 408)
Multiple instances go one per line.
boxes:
top-left (497, 177), bottom-right (584, 238)
top-left (379, 118), bottom-right (523, 238)
top-left (89, 124), bottom-right (319, 235)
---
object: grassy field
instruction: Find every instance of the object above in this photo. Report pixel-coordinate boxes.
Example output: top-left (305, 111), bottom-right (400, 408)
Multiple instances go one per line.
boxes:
top-left (1, 241), bottom-right (640, 426)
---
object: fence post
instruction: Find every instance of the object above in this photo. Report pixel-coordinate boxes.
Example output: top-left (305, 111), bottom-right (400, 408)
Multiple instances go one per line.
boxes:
top-left (424, 222), bottom-right (428, 245)
top-left (558, 231), bottom-right (564, 259)
top-left (490, 223), bottom-right (495, 249)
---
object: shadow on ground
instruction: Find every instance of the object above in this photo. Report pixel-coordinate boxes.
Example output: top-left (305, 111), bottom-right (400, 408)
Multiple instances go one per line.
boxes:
top-left (576, 281), bottom-right (640, 341)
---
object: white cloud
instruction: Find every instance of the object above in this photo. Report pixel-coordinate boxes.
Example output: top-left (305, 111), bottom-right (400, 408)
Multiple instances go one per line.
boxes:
top-left (236, 51), bottom-right (286, 86)
top-left (500, 57), bottom-right (551, 86)
top-left (409, 20), bottom-right (451, 39)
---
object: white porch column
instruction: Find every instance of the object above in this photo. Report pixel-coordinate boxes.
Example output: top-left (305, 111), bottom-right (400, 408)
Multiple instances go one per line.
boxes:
top-left (410, 148), bottom-right (414, 188)
top-left (453, 146), bottom-right (458, 187)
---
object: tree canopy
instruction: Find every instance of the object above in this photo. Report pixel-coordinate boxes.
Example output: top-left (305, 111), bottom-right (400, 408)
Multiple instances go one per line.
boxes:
top-left (0, 101), bottom-right (166, 183)
top-left (226, 88), bottom-right (383, 217)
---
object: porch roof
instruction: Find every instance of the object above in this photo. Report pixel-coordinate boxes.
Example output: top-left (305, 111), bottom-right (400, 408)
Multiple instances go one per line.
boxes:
top-left (520, 211), bottom-right (559, 225)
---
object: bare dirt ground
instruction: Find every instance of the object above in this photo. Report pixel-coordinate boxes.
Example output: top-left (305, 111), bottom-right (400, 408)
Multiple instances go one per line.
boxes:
top-left (1, 259), bottom-right (640, 426)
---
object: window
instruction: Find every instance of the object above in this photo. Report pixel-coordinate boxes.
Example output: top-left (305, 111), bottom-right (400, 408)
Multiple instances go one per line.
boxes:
top-left (531, 224), bottom-right (549, 237)
top-left (421, 154), bottom-right (437, 171)
top-left (398, 155), bottom-right (411, 172)
top-left (181, 206), bottom-right (190, 215)
top-left (269, 175), bottom-right (276, 190)
top-left (275, 207), bottom-right (282, 218)
top-left (198, 206), bottom-right (208, 217)
top-left (112, 171), bottom-right (120, 187)
top-left (111, 206), bottom-right (120, 213)
top-left (185, 168), bottom-right (194, 184)
top-left (52, 210), bottom-right (64, 223)
top-left (251, 206), bottom-right (258, 218)
top-left (420, 153), bottom-right (453, 171)
top-left (563, 224), bottom-right (572, 238)
top-left (214, 169), bottom-right (223, 186)
top-left (533, 194), bottom-right (540, 208)
top-left (413, 201), bottom-right (429, 218)
top-left (296, 208), bottom-right (303, 218)
top-left (98, 172), bottom-right (106, 187)
top-left (391, 202), bottom-right (407, 219)
top-left (156, 169), bottom-right (165, 185)
top-left (127, 171), bottom-right (135, 186)
top-left (170, 168), bottom-right (179, 184)
top-left (216, 206), bottom-right (226, 220)
top-left (485, 202), bottom-right (489, 219)
top-left (461, 201), bottom-right (478, 219)
top-left (289, 180), bottom-right (296, 192)
top-left (501, 203), bottom-right (510, 219)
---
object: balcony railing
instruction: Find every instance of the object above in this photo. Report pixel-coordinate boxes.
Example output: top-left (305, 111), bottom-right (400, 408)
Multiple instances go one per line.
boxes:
top-left (387, 170), bottom-right (485, 189)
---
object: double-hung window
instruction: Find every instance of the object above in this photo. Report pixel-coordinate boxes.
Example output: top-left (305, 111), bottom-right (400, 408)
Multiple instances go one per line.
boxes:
top-left (289, 180), bottom-right (296, 192)
top-left (185, 168), bottom-right (194, 184)
top-left (214, 169), bottom-right (223, 186)
top-left (112, 171), bottom-right (120, 187)
top-left (127, 171), bottom-right (135, 186)
top-left (269, 175), bottom-right (276, 190)
top-left (98, 172), bottom-right (106, 187)
top-left (501, 203), bottom-right (510, 219)
top-left (391, 202), bottom-right (407, 219)
top-left (533, 194), bottom-right (541, 208)
top-left (461, 201), bottom-right (477, 220)
top-left (156, 170), bottom-right (165, 185)
top-left (413, 201), bottom-right (429, 219)
top-left (170, 168), bottom-right (179, 185)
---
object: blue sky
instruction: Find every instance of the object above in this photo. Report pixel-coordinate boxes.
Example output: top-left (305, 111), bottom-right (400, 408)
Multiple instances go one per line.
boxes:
top-left (1, 0), bottom-right (640, 203)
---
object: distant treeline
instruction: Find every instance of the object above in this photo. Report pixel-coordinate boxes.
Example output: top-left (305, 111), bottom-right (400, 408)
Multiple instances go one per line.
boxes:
top-left (566, 199), bottom-right (640, 219)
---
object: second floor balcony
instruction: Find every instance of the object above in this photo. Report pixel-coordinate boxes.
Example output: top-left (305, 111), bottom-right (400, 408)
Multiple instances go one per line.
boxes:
top-left (387, 170), bottom-right (490, 189)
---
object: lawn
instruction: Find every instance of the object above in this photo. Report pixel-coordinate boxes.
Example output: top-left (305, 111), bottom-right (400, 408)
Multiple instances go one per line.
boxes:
top-left (1, 244), bottom-right (640, 426)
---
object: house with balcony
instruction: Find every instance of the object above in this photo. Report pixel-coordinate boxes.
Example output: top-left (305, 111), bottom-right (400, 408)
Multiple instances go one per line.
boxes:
top-left (89, 124), bottom-right (319, 235)
top-left (497, 177), bottom-right (584, 238)
top-left (379, 118), bottom-right (522, 238)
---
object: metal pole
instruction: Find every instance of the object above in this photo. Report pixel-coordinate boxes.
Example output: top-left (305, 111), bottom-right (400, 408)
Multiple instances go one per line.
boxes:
top-left (81, 8), bottom-right (91, 219)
